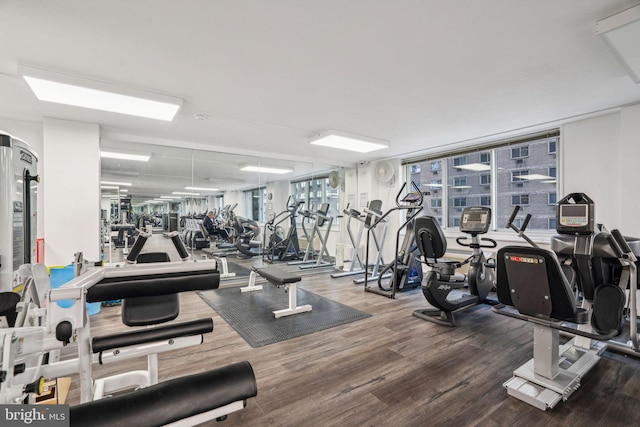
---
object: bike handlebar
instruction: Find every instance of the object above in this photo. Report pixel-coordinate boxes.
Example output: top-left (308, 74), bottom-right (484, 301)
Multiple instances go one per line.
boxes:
top-left (456, 236), bottom-right (497, 248)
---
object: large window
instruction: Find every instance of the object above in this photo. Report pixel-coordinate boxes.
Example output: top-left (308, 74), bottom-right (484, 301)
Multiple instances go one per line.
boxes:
top-left (404, 133), bottom-right (559, 230)
top-left (244, 187), bottom-right (266, 222)
top-left (291, 177), bottom-right (339, 224)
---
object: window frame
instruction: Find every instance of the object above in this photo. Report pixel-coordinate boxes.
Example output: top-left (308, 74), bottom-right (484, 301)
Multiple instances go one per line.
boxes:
top-left (290, 176), bottom-right (340, 225)
top-left (511, 170), bottom-right (529, 182)
top-left (511, 146), bottom-right (529, 159)
top-left (511, 194), bottom-right (530, 206)
top-left (403, 130), bottom-right (559, 232)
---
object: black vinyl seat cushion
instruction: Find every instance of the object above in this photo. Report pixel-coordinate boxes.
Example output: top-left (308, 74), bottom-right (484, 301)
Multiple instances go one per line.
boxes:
top-left (70, 361), bottom-right (257, 427)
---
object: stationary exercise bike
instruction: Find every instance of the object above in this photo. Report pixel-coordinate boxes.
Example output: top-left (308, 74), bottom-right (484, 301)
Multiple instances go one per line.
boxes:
top-left (413, 206), bottom-right (497, 326)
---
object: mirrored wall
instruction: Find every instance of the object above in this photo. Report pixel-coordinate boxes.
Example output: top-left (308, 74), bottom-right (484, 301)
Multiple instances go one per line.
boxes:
top-left (99, 139), bottom-right (336, 261)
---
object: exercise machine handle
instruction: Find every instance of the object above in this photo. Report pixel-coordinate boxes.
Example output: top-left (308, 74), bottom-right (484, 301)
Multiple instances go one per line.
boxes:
top-left (480, 237), bottom-right (498, 248)
top-left (606, 233), bottom-right (625, 259)
top-left (394, 181), bottom-right (423, 209)
top-left (611, 229), bottom-right (633, 255)
top-left (455, 236), bottom-right (497, 248)
top-left (370, 182), bottom-right (424, 229)
top-left (611, 229), bottom-right (637, 262)
top-left (506, 206), bottom-right (539, 249)
top-left (506, 206), bottom-right (520, 228)
top-left (395, 182), bottom-right (408, 207)
top-left (456, 236), bottom-right (469, 246)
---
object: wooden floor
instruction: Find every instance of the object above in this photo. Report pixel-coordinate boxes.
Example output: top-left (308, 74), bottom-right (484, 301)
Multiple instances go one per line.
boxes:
top-left (65, 239), bottom-right (640, 426)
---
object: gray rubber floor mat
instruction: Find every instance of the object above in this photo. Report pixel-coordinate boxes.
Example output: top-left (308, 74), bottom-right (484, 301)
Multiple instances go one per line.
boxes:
top-left (198, 286), bottom-right (371, 347)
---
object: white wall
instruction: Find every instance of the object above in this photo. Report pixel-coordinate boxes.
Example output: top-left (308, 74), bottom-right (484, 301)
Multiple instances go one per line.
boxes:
top-left (557, 104), bottom-right (640, 236)
top-left (619, 104), bottom-right (640, 237)
top-left (43, 119), bottom-right (100, 265)
top-left (562, 111), bottom-right (621, 230)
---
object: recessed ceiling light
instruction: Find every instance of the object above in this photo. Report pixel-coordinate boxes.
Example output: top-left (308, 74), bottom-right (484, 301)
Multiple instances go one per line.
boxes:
top-left (454, 163), bottom-right (491, 171)
top-left (516, 174), bottom-right (553, 180)
top-left (309, 130), bottom-right (388, 153)
top-left (20, 65), bottom-right (182, 121)
top-left (101, 151), bottom-right (150, 162)
top-left (185, 186), bottom-right (219, 192)
top-left (101, 180), bottom-right (132, 186)
top-left (241, 166), bottom-right (293, 174)
top-left (172, 191), bottom-right (201, 196)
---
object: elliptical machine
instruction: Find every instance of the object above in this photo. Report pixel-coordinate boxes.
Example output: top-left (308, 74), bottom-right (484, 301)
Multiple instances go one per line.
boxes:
top-left (364, 182), bottom-right (424, 298)
top-left (263, 196), bottom-right (304, 262)
top-left (232, 215), bottom-right (261, 258)
top-left (412, 206), bottom-right (497, 326)
top-left (331, 200), bottom-right (388, 280)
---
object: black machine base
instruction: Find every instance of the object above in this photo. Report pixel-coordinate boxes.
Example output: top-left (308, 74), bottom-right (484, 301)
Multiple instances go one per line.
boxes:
top-left (412, 308), bottom-right (457, 327)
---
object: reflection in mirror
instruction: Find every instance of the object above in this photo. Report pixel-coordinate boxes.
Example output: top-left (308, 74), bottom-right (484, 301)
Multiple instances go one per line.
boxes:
top-left (100, 139), bottom-right (331, 266)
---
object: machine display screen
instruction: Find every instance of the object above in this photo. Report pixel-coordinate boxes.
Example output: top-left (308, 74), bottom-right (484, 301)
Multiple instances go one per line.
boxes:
top-left (460, 207), bottom-right (491, 233)
top-left (559, 204), bottom-right (588, 227)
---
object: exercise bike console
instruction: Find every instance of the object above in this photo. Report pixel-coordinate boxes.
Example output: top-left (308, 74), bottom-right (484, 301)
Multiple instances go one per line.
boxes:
top-left (459, 207), bottom-right (491, 234)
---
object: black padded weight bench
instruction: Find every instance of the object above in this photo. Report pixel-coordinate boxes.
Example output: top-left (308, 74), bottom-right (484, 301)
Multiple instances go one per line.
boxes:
top-left (84, 253), bottom-right (221, 400)
top-left (71, 361), bottom-right (257, 427)
top-left (241, 266), bottom-right (311, 318)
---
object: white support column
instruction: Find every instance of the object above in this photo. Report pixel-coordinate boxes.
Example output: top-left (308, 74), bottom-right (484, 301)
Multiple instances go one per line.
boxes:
top-left (43, 119), bottom-right (100, 266)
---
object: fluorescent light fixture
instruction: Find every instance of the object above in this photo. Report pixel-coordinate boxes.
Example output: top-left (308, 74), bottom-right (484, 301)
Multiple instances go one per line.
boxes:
top-left (185, 186), bottom-right (219, 192)
top-left (101, 180), bottom-right (132, 186)
top-left (160, 196), bottom-right (180, 199)
top-left (119, 189), bottom-right (128, 193)
top-left (101, 151), bottom-right (150, 162)
top-left (309, 130), bottom-right (388, 153)
top-left (172, 191), bottom-right (201, 196)
top-left (100, 185), bottom-right (120, 190)
top-left (596, 5), bottom-right (640, 83)
top-left (241, 165), bottom-right (293, 174)
top-left (20, 65), bottom-right (183, 120)
top-left (454, 163), bottom-right (491, 172)
top-left (516, 174), bottom-right (553, 181)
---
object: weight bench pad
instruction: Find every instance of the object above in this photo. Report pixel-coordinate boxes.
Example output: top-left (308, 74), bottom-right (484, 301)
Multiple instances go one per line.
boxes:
top-left (92, 318), bottom-right (213, 354)
top-left (86, 270), bottom-right (220, 302)
top-left (71, 361), bottom-right (257, 427)
top-left (253, 266), bottom-right (301, 286)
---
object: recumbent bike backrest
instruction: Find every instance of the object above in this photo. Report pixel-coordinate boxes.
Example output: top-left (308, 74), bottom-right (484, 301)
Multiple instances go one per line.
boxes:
top-left (414, 216), bottom-right (448, 261)
top-left (496, 245), bottom-right (586, 323)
